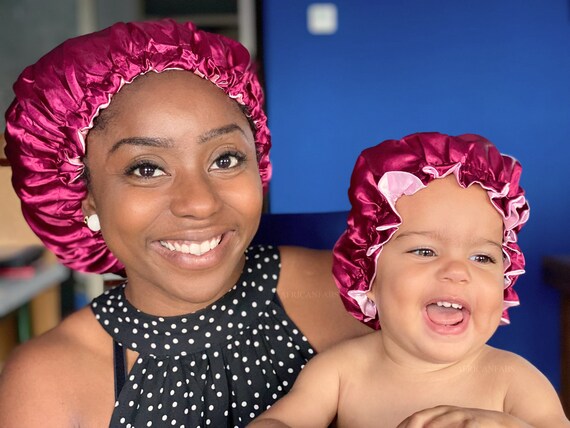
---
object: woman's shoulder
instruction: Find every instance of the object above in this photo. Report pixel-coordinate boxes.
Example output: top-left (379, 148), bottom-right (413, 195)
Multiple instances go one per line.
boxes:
top-left (276, 245), bottom-right (372, 352)
top-left (1, 305), bottom-right (108, 379)
top-left (278, 245), bottom-right (332, 279)
top-left (0, 305), bottom-right (111, 424)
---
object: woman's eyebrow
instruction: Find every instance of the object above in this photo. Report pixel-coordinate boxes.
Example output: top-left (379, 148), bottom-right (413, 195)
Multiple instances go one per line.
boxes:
top-left (109, 137), bottom-right (173, 154)
top-left (107, 124), bottom-right (246, 155)
top-left (197, 124), bottom-right (246, 145)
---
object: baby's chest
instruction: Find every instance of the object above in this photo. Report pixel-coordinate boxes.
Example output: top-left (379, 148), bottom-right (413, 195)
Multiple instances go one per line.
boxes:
top-left (336, 372), bottom-right (507, 427)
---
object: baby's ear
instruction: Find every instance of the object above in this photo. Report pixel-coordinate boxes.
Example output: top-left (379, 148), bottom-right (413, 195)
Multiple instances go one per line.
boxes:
top-left (365, 288), bottom-right (377, 304)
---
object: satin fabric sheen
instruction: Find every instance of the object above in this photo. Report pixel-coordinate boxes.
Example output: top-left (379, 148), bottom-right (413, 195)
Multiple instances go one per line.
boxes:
top-left (4, 20), bottom-right (271, 274)
top-left (333, 132), bottom-right (529, 329)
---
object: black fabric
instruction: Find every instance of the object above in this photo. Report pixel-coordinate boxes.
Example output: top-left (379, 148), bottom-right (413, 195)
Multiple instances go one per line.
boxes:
top-left (113, 340), bottom-right (127, 400)
top-left (91, 245), bottom-right (314, 427)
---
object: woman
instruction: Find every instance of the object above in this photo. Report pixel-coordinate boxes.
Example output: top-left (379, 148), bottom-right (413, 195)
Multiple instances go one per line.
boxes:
top-left (0, 20), bottom-right (369, 427)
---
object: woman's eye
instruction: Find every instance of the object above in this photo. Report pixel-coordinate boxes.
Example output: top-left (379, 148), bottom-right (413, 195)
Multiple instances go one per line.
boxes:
top-left (127, 163), bottom-right (166, 178)
top-left (410, 248), bottom-right (436, 257)
top-left (211, 152), bottom-right (245, 170)
top-left (470, 254), bottom-right (496, 264)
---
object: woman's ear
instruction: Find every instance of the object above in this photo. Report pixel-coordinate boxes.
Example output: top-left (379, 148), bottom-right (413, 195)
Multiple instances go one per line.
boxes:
top-left (81, 193), bottom-right (97, 218)
top-left (82, 194), bottom-right (101, 232)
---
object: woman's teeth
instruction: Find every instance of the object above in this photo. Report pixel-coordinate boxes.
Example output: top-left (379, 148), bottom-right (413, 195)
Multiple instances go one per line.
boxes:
top-left (160, 236), bottom-right (221, 256)
top-left (436, 301), bottom-right (463, 310)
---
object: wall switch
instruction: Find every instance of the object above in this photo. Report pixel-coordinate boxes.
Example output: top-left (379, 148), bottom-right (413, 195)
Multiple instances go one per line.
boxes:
top-left (307, 3), bottom-right (338, 35)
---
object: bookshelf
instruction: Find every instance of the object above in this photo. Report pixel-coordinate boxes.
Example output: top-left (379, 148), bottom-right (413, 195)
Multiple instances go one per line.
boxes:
top-left (0, 135), bottom-right (69, 366)
top-left (0, 262), bottom-right (68, 318)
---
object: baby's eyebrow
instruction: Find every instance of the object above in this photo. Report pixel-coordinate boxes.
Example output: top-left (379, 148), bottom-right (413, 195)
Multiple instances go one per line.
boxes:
top-left (109, 137), bottom-right (173, 154)
top-left (395, 231), bottom-right (503, 249)
top-left (394, 231), bottom-right (436, 241)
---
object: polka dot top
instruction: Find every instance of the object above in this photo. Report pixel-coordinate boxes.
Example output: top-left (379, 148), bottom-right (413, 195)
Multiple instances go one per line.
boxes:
top-left (91, 245), bottom-right (315, 427)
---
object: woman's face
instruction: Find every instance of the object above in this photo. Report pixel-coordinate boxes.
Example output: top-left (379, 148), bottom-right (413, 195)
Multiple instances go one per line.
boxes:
top-left (84, 71), bottom-right (263, 316)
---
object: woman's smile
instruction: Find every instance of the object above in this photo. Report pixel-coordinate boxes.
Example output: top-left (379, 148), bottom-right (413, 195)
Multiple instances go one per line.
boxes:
top-left (84, 70), bottom-right (263, 314)
top-left (159, 235), bottom-right (222, 256)
top-left (151, 231), bottom-right (233, 271)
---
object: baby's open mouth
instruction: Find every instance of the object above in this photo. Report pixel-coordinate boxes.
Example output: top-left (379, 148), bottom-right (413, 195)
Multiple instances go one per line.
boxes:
top-left (159, 235), bottom-right (222, 256)
top-left (426, 301), bottom-right (466, 326)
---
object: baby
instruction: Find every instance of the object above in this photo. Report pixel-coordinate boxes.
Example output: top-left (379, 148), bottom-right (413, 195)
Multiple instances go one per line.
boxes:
top-left (249, 132), bottom-right (569, 427)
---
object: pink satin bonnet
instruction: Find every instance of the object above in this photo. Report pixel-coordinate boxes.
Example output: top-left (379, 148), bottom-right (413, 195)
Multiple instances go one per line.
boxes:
top-left (4, 19), bottom-right (271, 274)
top-left (332, 132), bottom-right (530, 329)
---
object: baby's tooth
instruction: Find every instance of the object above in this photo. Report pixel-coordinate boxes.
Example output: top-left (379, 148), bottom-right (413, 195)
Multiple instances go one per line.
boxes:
top-left (435, 301), bottom-right (463, 309)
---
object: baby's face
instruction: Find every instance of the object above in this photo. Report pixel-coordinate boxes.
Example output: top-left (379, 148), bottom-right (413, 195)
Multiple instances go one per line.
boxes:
top-left (368, 175), bottom-right (504, 365)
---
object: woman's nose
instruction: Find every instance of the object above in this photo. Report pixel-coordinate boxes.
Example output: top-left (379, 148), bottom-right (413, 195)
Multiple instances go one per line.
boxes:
top-left (438, 259), bottom-right (471, 284)
top-left (169, 171), bottom-right (222, 219)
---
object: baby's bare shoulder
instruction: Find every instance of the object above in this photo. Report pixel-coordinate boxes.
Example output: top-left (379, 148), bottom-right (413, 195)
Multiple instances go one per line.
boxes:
top-left (316, 332), bottom-right (378, 368)
top-left (478, 346), bottom-right (537, 374)
top-left (485, 347), bottom-right (570, 426)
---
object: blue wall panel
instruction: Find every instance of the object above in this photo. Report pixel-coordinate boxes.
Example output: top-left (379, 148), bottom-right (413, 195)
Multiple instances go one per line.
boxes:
top-left (263, 0), bottom-right (570, 389)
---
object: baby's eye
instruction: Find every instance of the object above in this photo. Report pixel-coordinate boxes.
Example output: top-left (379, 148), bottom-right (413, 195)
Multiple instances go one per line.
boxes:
top-left (410, 248), bottom-right (436, 257)
top-left (211, 151), bottom-right (245, 170)
top-left (126, 162), bottom-right (166, 178)
top-left (470, 254), bottom-right (496, 264)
